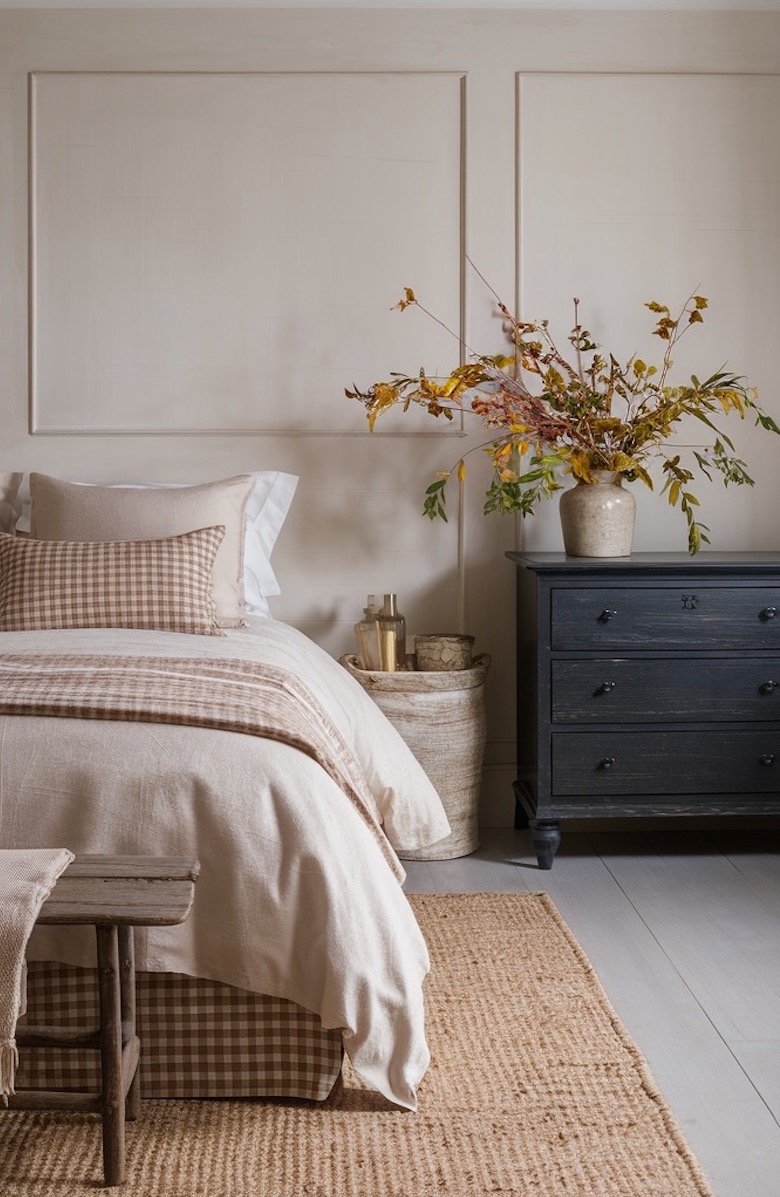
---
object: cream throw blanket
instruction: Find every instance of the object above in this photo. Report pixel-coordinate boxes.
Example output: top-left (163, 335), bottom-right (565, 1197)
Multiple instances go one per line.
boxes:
top-left (0, 848), bottom-right (74, 1099)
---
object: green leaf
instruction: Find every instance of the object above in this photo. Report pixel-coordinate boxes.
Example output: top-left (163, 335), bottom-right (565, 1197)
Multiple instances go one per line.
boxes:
top-left (756, 411), bottom-right (780, 434)
top-left (422, 477), bottom-right (449, 521)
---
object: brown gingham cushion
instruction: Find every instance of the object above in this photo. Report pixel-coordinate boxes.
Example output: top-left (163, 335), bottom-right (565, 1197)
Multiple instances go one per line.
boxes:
top-left (0, 526), bottom-right (225, 635)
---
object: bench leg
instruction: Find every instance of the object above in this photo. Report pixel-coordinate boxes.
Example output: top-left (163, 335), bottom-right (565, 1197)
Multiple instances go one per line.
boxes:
top-left (119, 926), bottom-right (141, 1121)
top-left (96, 925), bottom-right (125, 1187)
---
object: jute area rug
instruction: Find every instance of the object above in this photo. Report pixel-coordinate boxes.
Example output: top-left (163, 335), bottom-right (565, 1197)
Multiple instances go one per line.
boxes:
top-left (0, 892), bottom-right (714, 1197)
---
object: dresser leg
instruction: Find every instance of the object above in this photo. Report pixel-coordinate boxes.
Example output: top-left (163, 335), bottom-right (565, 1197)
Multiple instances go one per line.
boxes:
top-left (532, 821), bottom-right (561, 870)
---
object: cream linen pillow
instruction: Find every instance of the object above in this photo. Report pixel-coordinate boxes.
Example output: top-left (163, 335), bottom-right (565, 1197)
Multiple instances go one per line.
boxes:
top-left (0, 526), bottom-right (225, 635)
top-left (29, 473), bottom-right (255, 627)
top-left (0, 472), bottom-right (23, 534)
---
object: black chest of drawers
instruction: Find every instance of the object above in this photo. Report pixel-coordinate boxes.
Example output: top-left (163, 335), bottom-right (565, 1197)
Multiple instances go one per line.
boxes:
top-left (506, 551), bottom-right (780, 868)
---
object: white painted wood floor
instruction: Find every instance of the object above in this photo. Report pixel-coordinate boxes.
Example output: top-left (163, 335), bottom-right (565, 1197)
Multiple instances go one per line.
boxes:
top-left (403, 822), bottom-right (780, 1197)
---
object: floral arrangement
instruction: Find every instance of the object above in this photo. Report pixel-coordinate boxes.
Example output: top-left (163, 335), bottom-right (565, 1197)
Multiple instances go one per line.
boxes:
top-left (346, 265), bottom-right (779, 553)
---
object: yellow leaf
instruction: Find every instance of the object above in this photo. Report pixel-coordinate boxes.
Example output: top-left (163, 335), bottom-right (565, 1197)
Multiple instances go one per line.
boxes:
top-left (457, 459), bottom-right (467, 484)
top-left (720, 390), bottom-right (745, 416)
top-left (544, 366), bottom-right (565, 391)
top-left (366, 382), bottom-right (399, 432)
top-left (394, 287), bottom-right (417, 311)
top-left (565, 449), bottom-right (595, 483)
top-left (442, 376), bottom-right (464, 399)
top-left (374, 382), bottom-right (398, 405)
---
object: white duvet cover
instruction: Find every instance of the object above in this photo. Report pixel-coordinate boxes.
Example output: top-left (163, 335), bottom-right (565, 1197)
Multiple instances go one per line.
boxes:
top-left (0, 620), bottom-right (451, 1110)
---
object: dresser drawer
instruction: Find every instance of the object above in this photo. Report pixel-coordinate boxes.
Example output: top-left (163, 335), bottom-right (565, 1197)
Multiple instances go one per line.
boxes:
top-left (551, 587), bottom-right (780, 650)
top-left (552, 730), bottom-right (780, 795)
top-left (551, 659), bottom-right (780, 722)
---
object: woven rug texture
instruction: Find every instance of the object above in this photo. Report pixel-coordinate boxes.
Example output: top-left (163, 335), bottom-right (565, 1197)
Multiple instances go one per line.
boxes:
top-left (0, 891), bottom-right (714, 1196)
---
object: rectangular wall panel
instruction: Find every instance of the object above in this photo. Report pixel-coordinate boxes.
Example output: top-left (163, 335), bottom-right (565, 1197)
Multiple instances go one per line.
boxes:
top-left (30, 71), bottom-right (465, 435)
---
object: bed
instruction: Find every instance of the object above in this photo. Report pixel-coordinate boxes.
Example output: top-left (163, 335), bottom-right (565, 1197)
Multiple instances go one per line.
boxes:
top-left (0, 471), bottom-right (451, 1111)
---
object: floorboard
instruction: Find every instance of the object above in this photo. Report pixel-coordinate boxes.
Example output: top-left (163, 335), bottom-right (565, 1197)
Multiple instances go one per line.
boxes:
top-left (404, 825), bottom-right (780, 1197)
top-left (728, 1040), bottom-right (780, 1121)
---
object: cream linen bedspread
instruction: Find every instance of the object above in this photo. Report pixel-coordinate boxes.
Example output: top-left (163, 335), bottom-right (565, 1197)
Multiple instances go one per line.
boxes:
top-left (0, 621), bottom-right (451, 1110)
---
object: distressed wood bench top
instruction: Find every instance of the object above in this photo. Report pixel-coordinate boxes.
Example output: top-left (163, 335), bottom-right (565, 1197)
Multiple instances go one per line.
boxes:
top-left (37, 855), bottom-right (200, 927)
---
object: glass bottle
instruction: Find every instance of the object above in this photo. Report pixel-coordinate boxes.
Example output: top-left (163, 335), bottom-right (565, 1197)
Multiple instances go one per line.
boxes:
top-left (354, 594), bottom-right (382, 671)
top-left (377, 593), bottom-right (407, 672)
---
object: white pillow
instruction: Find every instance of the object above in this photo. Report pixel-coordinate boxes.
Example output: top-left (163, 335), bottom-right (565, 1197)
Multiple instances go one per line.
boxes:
top-left (17, 471), bottom-right (298, 618)
top-left (241, 471), bottom-right (299, 614)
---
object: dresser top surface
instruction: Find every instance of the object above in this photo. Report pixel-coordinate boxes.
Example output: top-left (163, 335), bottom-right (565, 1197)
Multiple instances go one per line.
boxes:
top-left (506, 551), bottom-right (780, 577)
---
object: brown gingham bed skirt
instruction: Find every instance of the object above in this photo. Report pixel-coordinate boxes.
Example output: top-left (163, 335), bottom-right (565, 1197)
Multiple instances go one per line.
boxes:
top-left (16, 962), bottom-right (344, 1101)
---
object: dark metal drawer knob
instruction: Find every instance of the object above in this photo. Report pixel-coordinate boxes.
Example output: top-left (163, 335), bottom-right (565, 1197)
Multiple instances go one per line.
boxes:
top-left (598, 757), bottom-right (616, 770)
top-left (597, 681), bottom-right (617, 695)
top-left (759, 607), bottom-right (778, 622)
top-left (597, 609), bottom-right (617, 624)
top-left (760, 753), bottom-right (776, 766)
top-left (759, 681), bottom-right (779, 695)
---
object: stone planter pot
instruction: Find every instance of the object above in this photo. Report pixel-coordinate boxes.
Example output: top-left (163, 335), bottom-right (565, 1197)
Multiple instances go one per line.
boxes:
top-left (340, 653), bottom-right (491, 860)
top-left (559, 470), bottom-right (636, 557)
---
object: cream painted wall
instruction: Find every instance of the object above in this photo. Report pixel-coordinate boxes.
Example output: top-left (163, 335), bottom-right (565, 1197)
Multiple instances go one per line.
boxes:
top-left (1, 8), bottom-right (780, 825)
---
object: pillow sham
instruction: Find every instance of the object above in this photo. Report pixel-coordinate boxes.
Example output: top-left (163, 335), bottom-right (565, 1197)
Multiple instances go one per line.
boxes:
top-left (29, 473), bottom-right (254, 627)
top-left (241, 472), bottom-right (298, 614)
top-left (0, 472), bottom-right (23, 535)
top-left (0, 526), bottom-right (225, 635)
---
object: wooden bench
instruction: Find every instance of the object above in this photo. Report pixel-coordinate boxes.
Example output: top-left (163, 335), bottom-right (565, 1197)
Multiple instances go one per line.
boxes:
top-left (6, 855), bottom-right (200, 1187)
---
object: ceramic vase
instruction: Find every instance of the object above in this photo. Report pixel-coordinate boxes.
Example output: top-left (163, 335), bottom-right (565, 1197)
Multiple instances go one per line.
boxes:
top-left (559, 470), bottom-right (636, 557)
